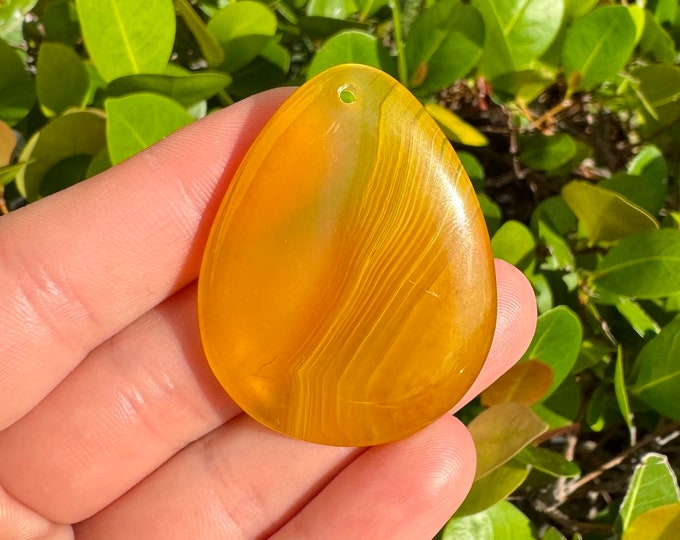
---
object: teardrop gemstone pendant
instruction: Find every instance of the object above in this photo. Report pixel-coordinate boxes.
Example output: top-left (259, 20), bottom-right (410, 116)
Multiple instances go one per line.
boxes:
top-left (198, 64), bottom-right (496, 446)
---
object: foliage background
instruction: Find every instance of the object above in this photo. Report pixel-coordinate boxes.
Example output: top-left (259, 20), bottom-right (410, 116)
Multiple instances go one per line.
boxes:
top-left (2, 0), bottom-right (680, 538)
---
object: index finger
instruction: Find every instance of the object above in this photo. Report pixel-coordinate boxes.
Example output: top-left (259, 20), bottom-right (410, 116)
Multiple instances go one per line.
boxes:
top-left (0, 88), bottom-right (294, 430)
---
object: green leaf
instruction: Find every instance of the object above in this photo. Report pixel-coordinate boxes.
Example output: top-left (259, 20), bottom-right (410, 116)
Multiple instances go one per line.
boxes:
top-left (521, 306), bottom-right (582, 398)
top-left (493, 68), bottom-right (556, 104)
top-left (107, 71), bottom-right (231, 106)
top-left (542, 527), bottom-right (567, 540)
top-left (0, 0), bottom-right (38, 46)
top-left (306, 0), bottom-right (358, 19)
top-left (586, 384), bottom-right (622, 432)
top-left (653, 0), bottom-right (679, 26)
top-left (592, 229), bottom-right (680, 299)
top-left (207, 1), bottom-right (277, 73)
top-left (36, 41), bottom-right (90, 117)
top-left (630, 317), bottom-right (680, 421)
top-left (532, 196), bottom-right (577, 236)
top-left (633, 64), bottom-right (680, 127)
top-left (628, 145), bottom-right (668, 187)
top-left (0, 162), bottom-right (25, 187)
top-left (515, 445), bottom-right (580, 478)
top-left (441, 501), bottom-right (534, 540)
top-left (0, 39), bottom-right (35, 126)
top-left (540, 376), bottom-right (580, 424)
top-left (519, 133), bottom-right (577, 171)
top-left (456, 461), bottom-right (530, 517)
top-left (562, 5), bottom-right (637, 91)
top-left (39, 153), bottom-right (92, 197)
top-left (174, 0), bottom-right (225, 68)
top-left (297, 16), bottom-right (369, 40)
top-left (613, 346), bottom-right (633, 431)
top-left (562, 180), bottom-right (659, 245)
top-left (468, 402), bottom-right (548, 480)
top-left (76, 0), bottom-right (176, 82)
top-left (600, 173), bottom-right (666, 217)
top-left (616, 298), bottom-right (660, 338)
top-left (478, 193), bottom-right (502, 237)
top-left (474, 0), bottom-right (565, 80)
top-left (459, 151), bottom-right (485, 191)
top-left (491, 220), bottom-right (536, 273)
top-left (405, 0), bottom-right (484, 95)
top-left (307, 30), bottom-right (395, 79)
top-left (531, 197), bottom-right (576, 271)
top-left (15, 109), bottom-right (106, 201)
top-left (424, 103), bottom-right (488, 147)
top-left (619, 453), bottom-right (680, 532)
top-left (564, 0), bottom-right (598, 20)
top-left (41, 0), bottom-right (81, 47)
top-left (226, 42), bottom-right (290, 99)
top-left (105, 93), bottom-right (194, 165)
top-left (639, 8), bottom-right (676, 64)
top-left (623, 503), bottom-right (680, 540)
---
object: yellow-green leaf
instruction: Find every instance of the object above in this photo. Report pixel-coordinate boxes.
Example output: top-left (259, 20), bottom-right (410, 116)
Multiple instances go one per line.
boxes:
top-left (425, 102), bottom-right (488, 146)
top-left (562, 180), bottom-right (658, 245)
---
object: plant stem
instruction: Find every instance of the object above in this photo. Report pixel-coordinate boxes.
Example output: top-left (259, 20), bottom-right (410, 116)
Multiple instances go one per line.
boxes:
top-left (389, 0), bottom-right (408, 86)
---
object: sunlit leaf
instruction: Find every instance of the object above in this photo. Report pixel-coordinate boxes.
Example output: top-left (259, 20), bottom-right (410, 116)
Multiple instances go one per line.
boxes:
top-left (456, 461), bottom-right (530, 517)
top-left (76, 0), bottom-right (176, 82)
top-left (405, 0), bottom-right (484, 95)
top-left (491, 220), bottom-right (536, 273)
top-left (307, 30), bottom-right (395, 78)
top-left (468, 402), bottom-right (548, 480)
top-left (521, 306), bottom-right (582, 397)
top-left (474, 0), bottom-right (565, 80)
top-left (600, 173), bottom-right (666, 217)
top-left (174, 0), bottom-right (224, 67)
top-left (563, 5), bottom-right (637, 91)
top-left (424, 103), bottom-right (488, 147)
top-left (592, 229), bottom-right (680, 298)
top-left (15, 109), bottom-right (106, 201)
top-left (441, 501), bottom-right (534, 540)
top-left (105, 93), bottom-right (193, 165)
top-left (623, 503), bottom-right (680, 540)
top-left (107, 72), bottom-right (231, 106)
top-left (619, 453), bottom-right (680, 533)
top-left (306, 0), bottom-right (358, 19)
top-left (207, 0), bottom-right (277, 73)
top-left (630, 317), bottom-right (680, 420)
top-left (36, 41), bottom-right (90, 117)
top-left (613, 346), bottom-right (633, 432)
top-left (515, 445), bottom-right (580, 478)
top-left (562, 180), bottom-right (658, 245)
top-left (616, 299), bottom-right (660, 338)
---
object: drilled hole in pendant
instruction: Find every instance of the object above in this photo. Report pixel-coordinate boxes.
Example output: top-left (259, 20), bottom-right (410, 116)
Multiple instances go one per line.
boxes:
top-left (338, 84), bottom-right (357, 104)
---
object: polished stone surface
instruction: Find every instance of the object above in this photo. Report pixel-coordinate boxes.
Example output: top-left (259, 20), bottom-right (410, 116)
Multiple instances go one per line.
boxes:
top-left (198, 64), bottom-right (496, 446)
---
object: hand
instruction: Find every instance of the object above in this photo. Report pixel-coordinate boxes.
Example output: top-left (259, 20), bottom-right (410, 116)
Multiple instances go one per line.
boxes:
top-left (0, 88), bottom-right (536, 539)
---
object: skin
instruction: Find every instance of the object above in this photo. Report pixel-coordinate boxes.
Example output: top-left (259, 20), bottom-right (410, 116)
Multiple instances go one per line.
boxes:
top-left (0, 88), bottom-right (537, 539)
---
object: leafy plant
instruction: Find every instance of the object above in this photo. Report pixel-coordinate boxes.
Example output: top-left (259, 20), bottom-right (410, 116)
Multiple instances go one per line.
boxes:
top-left (2, 0), bottom-right (680, 538)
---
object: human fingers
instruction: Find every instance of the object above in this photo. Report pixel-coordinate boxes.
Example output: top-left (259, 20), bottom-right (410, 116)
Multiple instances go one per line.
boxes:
top-left (0, 87), bottom-right (294, 430)
top-left (73, 415), bottom-right (471, 540)
top-left (0, 258), bottom-right (533, 525)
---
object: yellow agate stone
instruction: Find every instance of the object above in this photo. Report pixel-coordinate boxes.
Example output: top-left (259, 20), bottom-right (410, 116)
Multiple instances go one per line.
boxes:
top-left (198, 64), bottom-right (496, 446)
